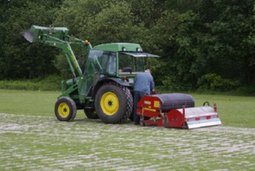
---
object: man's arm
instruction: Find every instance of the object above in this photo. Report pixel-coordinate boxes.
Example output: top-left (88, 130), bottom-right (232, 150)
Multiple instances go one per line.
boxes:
top-left (149, 74), bottom-right (155, 94)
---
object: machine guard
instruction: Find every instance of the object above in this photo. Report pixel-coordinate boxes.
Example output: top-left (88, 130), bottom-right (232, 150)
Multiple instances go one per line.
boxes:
top-left (165, 106), bottom-right (222, 129)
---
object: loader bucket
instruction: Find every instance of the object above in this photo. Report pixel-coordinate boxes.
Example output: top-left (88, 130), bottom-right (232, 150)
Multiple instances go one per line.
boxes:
top-left (22, 25), bottom-right (69, 43)
top-left (166, 106), bottom-right (222, 129)
top-left (22, 31), bottom-right (34, 43)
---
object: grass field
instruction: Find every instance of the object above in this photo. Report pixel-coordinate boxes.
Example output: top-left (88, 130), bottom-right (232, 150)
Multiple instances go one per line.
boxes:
top-left (0, 89), bottom-right (254, 128)
top-left (0, 89), bottom-right (255, 170)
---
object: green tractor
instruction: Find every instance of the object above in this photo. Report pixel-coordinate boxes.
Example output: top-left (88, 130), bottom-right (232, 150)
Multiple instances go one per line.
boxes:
top-left (23, 25), bottom-right (159, 123)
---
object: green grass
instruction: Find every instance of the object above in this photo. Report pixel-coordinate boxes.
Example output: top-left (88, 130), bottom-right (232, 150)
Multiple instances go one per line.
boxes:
top-left (0, 89), bottom-right (254, 170)
top-left (193, 94), bottom-right (255, 128)
top-left (0, 89), bottom-right (254, 128)
top-left (0, 89), bottom-right (58, 116)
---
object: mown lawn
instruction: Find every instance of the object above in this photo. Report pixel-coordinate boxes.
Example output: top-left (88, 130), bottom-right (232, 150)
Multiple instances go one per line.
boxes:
top-left (0, 89), bottom-right (254, 170)
top-left (0, 89), bottom-right (254, 128)
top-left (0, 89), bottom-right (58, 116)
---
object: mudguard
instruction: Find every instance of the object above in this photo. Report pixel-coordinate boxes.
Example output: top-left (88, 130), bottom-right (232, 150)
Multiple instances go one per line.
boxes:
top-left (92, 76), bottom-right (131, 98)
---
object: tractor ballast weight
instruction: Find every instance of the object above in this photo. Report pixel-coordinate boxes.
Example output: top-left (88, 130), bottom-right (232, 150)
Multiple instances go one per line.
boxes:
top-left (137, 93), bottom-right (221, 129)
top-left (23, 25), bottom-right (159, 124)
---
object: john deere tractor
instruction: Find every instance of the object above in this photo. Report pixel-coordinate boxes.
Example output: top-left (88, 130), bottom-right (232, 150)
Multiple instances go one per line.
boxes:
top-left (23, 25), bottom-right (159, 124)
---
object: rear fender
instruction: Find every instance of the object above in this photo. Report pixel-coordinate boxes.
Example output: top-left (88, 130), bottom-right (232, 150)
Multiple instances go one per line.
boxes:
top-left (92, 77), bottom-right (130, 98)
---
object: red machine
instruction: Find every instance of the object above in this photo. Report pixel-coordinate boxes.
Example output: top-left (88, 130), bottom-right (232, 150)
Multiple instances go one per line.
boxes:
top-left (136, 93), bottom-right (221, 129)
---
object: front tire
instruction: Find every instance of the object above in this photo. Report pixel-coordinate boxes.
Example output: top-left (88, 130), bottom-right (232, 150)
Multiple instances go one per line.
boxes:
top-left (95, 83), bottom-right (133, 124)
top-left (54, 97), bottom-right (76, 121)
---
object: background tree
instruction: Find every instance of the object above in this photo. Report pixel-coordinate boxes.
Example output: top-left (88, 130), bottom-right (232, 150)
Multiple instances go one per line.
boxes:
top-left (197, 0), bottom-right (255, 85)
top-left (0, 0), bottom-right (62, 79)
top-left (0, 0), bottom-right (254, 91)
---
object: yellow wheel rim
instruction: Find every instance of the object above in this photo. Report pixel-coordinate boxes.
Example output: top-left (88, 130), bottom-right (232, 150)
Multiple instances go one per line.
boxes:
top-left (58, 102), bottom-right (70, 118)
top-left (100, 91), bottom-right (119, 116)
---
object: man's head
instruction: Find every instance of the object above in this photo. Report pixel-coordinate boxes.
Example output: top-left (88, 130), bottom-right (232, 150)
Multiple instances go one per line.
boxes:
top-left (145, 69), bottom-right (151, 73)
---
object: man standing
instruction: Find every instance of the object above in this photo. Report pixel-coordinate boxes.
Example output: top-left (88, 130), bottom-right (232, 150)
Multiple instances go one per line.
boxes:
top-left (133, 69), bottom-right (155, 124)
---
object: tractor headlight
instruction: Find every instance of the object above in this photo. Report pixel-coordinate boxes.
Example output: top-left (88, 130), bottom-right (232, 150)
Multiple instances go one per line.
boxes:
top-left (122, 47), bottom-right (127, 51)
top-left (136, 47), bottom-right (143, 52)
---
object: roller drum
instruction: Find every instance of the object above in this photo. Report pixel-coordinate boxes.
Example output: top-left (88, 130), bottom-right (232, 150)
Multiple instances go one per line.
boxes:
top-left (153, 93), bottom-right (195, 111)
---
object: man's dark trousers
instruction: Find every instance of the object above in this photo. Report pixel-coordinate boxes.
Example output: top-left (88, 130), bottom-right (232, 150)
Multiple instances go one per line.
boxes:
top-left (133, 90), bottom-right (147, 124)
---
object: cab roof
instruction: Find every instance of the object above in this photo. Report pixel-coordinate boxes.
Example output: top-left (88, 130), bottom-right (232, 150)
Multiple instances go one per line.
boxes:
top-left (93, 43), bottom-right (142, 52)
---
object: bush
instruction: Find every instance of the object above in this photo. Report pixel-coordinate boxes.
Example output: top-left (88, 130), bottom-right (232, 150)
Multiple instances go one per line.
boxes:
top-left (0, 80), bottom-right (39, 90)
top-left (197, 73), bottom-right (240, 91)
top-left (38, 75), bottom-right (62, 91)
top-left (0, 75), bottom-right (62, 91)
top-left (161, 75), bottom-right (183, 91)
top-left (234, 86), bottom-right (255, 96)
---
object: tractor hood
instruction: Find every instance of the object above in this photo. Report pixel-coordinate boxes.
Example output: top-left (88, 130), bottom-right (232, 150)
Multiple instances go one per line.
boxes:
top-left (121, 52), bottom-right (159, 58)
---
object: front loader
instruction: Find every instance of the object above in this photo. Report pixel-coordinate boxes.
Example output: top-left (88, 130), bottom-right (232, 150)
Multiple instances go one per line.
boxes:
top-left (23, 25), bottom-right (158, 124)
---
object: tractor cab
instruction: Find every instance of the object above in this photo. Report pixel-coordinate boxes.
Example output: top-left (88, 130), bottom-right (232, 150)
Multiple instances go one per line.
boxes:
top-left (90, 43), bottom-right (159, 86)
top-left (118, 51), bottom-right (159, 85)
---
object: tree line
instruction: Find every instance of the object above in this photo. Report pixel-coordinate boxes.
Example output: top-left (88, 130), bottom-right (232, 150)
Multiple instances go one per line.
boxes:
top-left (0, 0), bottom-right (254, 91)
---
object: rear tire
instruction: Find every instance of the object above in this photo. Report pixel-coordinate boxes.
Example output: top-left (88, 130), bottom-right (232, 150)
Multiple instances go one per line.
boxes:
top-left (95, 83), bottom-right (133, 124)
top-left (84, 108), bottom-right (99, 119)
top-left (54, 97), bottom-right (76, 121)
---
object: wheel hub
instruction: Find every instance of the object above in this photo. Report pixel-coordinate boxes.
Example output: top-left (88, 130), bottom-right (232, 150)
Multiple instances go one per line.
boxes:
top-left (58, 102), bottom-right (70, 118)
top-left (100, 92), bottom-right (119, 116)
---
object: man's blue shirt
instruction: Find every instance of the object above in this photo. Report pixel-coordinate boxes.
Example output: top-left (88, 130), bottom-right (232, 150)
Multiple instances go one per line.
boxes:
top-left (133, 72), bottom-right (154, 94)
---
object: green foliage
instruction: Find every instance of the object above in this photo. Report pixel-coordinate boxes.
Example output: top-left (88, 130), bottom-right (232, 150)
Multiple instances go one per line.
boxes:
top-left (85, 2), bottom-right (141, 44)
top-left (161, 75), bottom-right (182, 91)
top-left (129, 0), bottom-right (167, 27)
top-left (0, 80), bottom-right (39, 90)
top-left (0, 75), bottom-right (62, 91)
top-left (197, 0), bottom-right (255, 84)
top-left (234, 86), bottom-right (255, 96)
top-left (0, 0), bottom-right (254, 92)
top-left (151, 10), bottom-right (201, 90)
top-left (198, 73), bottom-right (240, 91)
top-left (151, 0), bottom-right (255, 90)
top-left (54, 54), bottom-right (71, 78)
top-left (0, 0), bottom-right (60, 79)
top-left (38, 75), bottom-right (62, 91)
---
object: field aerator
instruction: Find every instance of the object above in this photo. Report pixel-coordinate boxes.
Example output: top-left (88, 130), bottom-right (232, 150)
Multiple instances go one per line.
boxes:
top-left (137, 93), bottom-right (221, 129)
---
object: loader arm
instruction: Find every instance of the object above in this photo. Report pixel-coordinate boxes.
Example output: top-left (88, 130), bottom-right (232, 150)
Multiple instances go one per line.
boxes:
top-left (23, 25), bottom-right (92, 78)
top-left (41, 35), bottom-right (82, 77)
